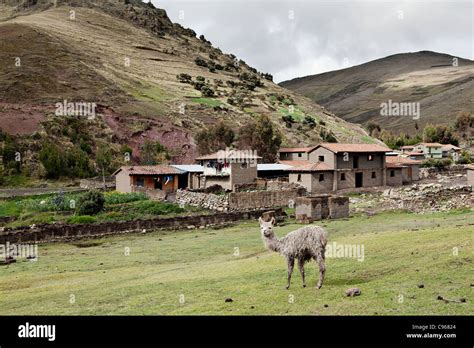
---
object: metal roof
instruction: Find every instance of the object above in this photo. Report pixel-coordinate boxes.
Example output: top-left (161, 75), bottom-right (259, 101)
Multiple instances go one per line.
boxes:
top-left (257, 163), bottom-right (293, 171)
top-left (170, 165), bottom-right (204, 173)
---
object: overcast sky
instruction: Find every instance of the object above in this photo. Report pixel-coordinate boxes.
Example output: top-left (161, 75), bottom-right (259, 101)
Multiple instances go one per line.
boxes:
top-left (153, 0), bottom-right (473, 83)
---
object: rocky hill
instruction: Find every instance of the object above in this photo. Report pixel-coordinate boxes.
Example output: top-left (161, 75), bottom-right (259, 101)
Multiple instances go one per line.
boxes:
top-left (281, 51), bottom-right (474, 135)
top-left (0, 0), bottom-right (376, 179)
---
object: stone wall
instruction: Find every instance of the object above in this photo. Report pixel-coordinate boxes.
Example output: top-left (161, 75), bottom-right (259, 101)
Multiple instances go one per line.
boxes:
top-left (177, 189), bottom-right (229, 211)
top-left (80, 176), bottom-right (116, 190)
top-left (419, 165), bottom-right (467, 179)
top-left (228, 189), bottom-right (304, 211)
top-left (295, 195), bottom-right (349, 222)
top-left (0, 209), bottom-right (283, 244)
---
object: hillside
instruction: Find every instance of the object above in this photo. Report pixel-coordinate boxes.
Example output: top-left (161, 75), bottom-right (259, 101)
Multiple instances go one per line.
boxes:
top-left (0, 0), bottom-right (377, 180)
top-left (280, 51), bottom-right (474, 135)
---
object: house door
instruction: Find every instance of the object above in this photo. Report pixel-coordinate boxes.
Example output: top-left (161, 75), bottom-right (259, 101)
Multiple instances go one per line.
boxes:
top-left (355, 172), bottom-right (363, 188)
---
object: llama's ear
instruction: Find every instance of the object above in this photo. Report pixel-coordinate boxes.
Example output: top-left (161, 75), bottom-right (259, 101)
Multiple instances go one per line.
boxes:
top-left (270, 217), bottom-right (276, 226)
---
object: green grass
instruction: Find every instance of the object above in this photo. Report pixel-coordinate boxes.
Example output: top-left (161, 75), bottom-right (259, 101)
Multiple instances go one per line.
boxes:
top-left (190, 97), bottom-right (223, 107)
top-left (0, 210), bottom-right (472, 315)
top-left (0, 192), bottom-right (197, 227)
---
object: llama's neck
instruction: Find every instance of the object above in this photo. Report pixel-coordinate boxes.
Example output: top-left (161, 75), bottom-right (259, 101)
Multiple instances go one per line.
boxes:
top-left (263, 236), bottom-right (283, 253)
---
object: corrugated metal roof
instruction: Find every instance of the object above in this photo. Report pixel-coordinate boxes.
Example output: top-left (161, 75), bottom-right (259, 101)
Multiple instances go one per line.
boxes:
top-left (170, 165), bottom-right (204, 173)
top-left (195, 150), bottom-right (261, 161)
top-left (257, 163), bottom-right (293, 171)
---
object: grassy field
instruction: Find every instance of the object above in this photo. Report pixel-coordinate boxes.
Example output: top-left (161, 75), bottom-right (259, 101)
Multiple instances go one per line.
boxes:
top-left (0, 210), bottom-right (472, 315)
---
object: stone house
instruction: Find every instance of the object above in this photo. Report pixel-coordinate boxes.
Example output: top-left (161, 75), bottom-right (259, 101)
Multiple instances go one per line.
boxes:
top-left (195, 150), bottom-right (261, 191)
top-left (386, 155), bottom-right (421, 183)
top-left (287, 143), bottom-right (401, 193)
top-left (413, 143), bottom-right (443, 159)
top-left (114, 165), bottom-right (185, 194)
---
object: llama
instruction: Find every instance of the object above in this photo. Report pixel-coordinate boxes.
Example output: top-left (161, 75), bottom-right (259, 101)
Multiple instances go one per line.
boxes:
top-left (259, 216), bottom-right (327, 289)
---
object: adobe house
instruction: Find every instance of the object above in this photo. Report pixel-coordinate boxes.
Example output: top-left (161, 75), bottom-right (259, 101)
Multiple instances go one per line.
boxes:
top-left (413, 143), bottom-right (443, 159)
top-left (386, 155), bottom-right (421, 183)
top-left (114, 165), bottom-right (185, 194)
top-left (195, 150), bottom-right (262, 191)
top-left (287, 143), bottom-right (393, 192)
top-left (278, 147), bottom-right (316, 161)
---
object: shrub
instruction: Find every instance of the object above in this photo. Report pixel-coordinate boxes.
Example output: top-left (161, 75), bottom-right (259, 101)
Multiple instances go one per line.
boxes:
top-left (105, 192), bottom-right (147, 205)
top-left (195, 57), bottom-right (208, 67)
top-left (176, 73), bottom-right (192, 84)
top-left (282, 115), bottom-right (295, 128)
top-left (201, 85), bottom-right (215, 97)
top-left (303, 115), bottom-right (316, 129)
top-left (421, 158), bottom-right (452, 168)
top-left (76, 190), bottom-right (105, 216)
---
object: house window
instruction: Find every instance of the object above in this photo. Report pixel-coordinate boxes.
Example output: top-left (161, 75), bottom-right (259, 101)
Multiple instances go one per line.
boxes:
top-left (319, 174), bottom-right (324, 182)
top-left (136, 177), bottom-right (145, 187)
top-left (240, 162), bottom-right (248, 169)
top-left (341, 173), bottom-right (346, 181)
top-left (368, 155), bottom-right (374, 161)
top-left (298, 153), bottom-right (302, 157)
top-left (319, 155), bottom-right (324, 162)
top-left (371, 171), bottom-right (376, 179)
top-left (390, 170), bottom-right (395, 177)
top-left (297, 174), bottom-right (302, 182)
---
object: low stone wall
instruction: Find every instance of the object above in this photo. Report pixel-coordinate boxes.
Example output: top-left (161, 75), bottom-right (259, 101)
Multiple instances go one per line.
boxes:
top-left (228, 189), bottom-right (304, 211)
top-left (80, 176), bottom-right (115, 190)
top-left (266, 180), bottom-right (305, 192)
top-left (295, 195), bottom-right (349, 222)
top-left (177, 190), bottom-right (229, 211)
top-left (0, 208), bottom-right (283, 244)
top-left (419, 165), bottom-right (467, 179)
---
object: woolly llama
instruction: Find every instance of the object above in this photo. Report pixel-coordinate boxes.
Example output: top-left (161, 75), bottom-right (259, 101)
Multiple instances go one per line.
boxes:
top-left (259, 216), bottom-right (327, 289)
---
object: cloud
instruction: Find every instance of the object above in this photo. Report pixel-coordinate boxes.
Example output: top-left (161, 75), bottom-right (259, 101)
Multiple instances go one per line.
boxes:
top-left (155, 0), bottom-right (474, 82)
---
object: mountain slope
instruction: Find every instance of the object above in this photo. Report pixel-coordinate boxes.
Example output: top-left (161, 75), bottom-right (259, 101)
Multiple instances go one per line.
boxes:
top-left (280, 51), bottom-right (474, 134)
top-left (0, 0), bottom-right (377, 177)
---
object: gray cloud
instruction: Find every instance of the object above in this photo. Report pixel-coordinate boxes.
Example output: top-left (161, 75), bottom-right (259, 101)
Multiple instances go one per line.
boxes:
top-left (154, 0), bottom-right (473, 82)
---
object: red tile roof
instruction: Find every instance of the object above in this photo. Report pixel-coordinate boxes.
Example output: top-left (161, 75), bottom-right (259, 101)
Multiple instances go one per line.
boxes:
top-left (114, 165), bottom-right (185, 176)
top-left (317, 143), bottom-right (391, 153)
top-left (416, 143), bottom-right (443, 148)
top-left (286, 162), bottom-right (333, 172)
top-left (279, 160), bottom-right (311, 167)
top-left (386, 156), bottom-right (421, 165)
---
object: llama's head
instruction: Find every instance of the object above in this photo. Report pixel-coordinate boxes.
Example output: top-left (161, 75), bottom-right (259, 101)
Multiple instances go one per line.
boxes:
top-left (259, 216), bottom-right (276, 238)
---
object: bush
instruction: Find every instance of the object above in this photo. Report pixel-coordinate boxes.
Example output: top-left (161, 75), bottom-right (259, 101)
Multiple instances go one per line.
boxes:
top-left (421, 158), bottom-right (452, 168)
top-left (201, 85), bottom-right (215, 97)
top-left (105, 192), bottom-right (147, 205)
top-left (195, 57), bottom-right (208, 67)
top-left (176, 73), bottom-right (192, 84)
top-left (282, 115), bottom-right (295, 128)
top-left (303, 116), bottom-right (316, 129)
top-left (76, 190), bottom-right (105, 216)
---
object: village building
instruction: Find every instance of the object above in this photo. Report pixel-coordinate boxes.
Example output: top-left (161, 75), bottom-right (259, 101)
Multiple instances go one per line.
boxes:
top-left (113, 165), bottom-right (186, 197)
top-left (287, 143), bottom-right (392, 192)
top-left (386, 155), bottom-right (421, 184)
top-left (195, 150), bottom-right (261, 191)
top-left (278, 147), bottom-right (316, 161)
top-left (441, 144), bottom-right (462, 161)
top-left (413, 143), bottom-right (443, 159)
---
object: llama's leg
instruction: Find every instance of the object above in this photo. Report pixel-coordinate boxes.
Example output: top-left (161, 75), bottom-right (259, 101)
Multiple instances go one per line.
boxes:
top-left (315, 252), bottom-right (326, 289)
top-left (297, 258), bottom-right (306, 288)
top-left (286, 257), bottom-right (295, 290)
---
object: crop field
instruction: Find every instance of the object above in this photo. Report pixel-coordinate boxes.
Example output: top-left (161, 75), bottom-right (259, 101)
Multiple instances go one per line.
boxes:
top-left (0, 210), bottom-right (472, 315)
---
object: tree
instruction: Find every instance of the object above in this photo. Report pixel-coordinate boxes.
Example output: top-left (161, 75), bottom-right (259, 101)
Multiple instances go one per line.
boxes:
top-left (237, 115), bottom-right (282, 163)
top-left (196, 121), bottom-right (235, 154)
top-left (423, 124), bottom-right (459, 146)
top-left (367, 122), bottom-right (381, 136)
top-left (96, 145), bottom-right (113, 190)
top-left (454, 111), bottom-right (473, 139)
top-left (140, 140), bottom-right (170, 165)
top-left (76, 190), bottom-right (105, 216)
top-left (39, 143), bottom-right (63, 179)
